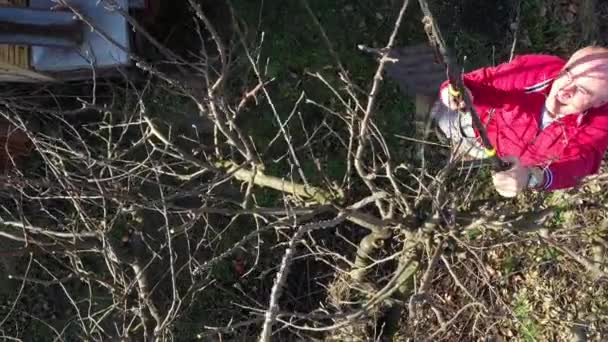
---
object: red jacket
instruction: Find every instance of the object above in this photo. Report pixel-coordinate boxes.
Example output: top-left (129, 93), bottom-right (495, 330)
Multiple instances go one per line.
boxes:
top-left (440, 54), bottom-right (608, 190)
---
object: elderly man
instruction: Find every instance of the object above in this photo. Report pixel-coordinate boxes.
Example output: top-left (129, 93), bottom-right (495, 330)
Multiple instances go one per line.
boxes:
top-left (432, 46), bottom-right (608, 197)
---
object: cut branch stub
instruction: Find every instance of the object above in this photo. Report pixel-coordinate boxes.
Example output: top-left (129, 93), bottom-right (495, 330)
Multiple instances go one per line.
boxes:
top-left (350, 231), bottom-right (390, 283)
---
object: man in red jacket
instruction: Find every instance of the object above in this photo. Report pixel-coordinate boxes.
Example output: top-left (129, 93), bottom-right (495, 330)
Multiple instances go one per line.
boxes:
top-left (434, 46), bottom-right (608, 197)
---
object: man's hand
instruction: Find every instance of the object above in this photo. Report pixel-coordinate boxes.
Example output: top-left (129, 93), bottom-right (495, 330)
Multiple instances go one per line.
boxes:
top-left (440, 85), bottom-right (473, 111)
top-left (492, 156), bottom-right (529, 197)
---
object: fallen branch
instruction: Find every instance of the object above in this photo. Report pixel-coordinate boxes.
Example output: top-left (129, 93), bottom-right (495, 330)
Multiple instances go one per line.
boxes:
top-left (542, 236), bottom-right (608, 281)
top-left (258, 214), bottom-right (346, 342)
top-left (144, 115), bottom-right (341, 204)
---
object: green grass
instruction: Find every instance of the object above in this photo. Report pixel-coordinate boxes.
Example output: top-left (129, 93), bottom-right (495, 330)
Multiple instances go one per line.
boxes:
top-left (520, 0), bottom-right (569, 53)
top-left (514, 293), bottom-right (540, 342)
top-left (465, 228), bottom-right (482, 240)
top-left (539, 246), bottom-right (559, 262)
top-left (228, 0), bottom-right (426, 191)
top-left (502, 255), bottom-right (519, 276)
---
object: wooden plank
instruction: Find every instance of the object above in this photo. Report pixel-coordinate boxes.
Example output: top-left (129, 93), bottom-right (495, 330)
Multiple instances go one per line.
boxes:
top-left (0, 62), bottom-right (54, 82)
top-left (0, 0), bottom-right (29, 69)
top-left (0, 0), bottom-right (51, 81)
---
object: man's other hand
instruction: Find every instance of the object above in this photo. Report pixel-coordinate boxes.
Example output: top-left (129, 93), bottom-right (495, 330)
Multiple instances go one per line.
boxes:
top-left (492, 156), bottom-right (529, 197)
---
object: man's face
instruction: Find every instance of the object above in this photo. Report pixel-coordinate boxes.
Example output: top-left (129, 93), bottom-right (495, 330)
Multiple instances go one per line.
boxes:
top-left (546, 49), bottom-right (608, 115)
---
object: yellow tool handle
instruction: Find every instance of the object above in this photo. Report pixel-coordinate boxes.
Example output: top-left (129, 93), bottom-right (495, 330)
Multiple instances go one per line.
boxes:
top-left (448, 84), bottom-right (461, 97)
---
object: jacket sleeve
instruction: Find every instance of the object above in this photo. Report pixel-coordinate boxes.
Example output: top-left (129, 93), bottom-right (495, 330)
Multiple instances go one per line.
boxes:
top-left (542, 115), bottom-right (608, 190)
top-left (439, 55), bottom-right (566, 109)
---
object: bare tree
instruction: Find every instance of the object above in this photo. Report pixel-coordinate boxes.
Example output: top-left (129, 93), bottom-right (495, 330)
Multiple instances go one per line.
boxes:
top-left (0, 1), bottom-right (606, 341)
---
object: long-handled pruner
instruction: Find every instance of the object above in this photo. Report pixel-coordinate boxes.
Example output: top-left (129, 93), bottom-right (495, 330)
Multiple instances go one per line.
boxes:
top-left (418, 0), bottom-right (511, 172)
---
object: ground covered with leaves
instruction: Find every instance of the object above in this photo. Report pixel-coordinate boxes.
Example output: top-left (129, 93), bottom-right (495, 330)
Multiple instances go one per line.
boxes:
top-left (1, 0), bottom-right (608, 341)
